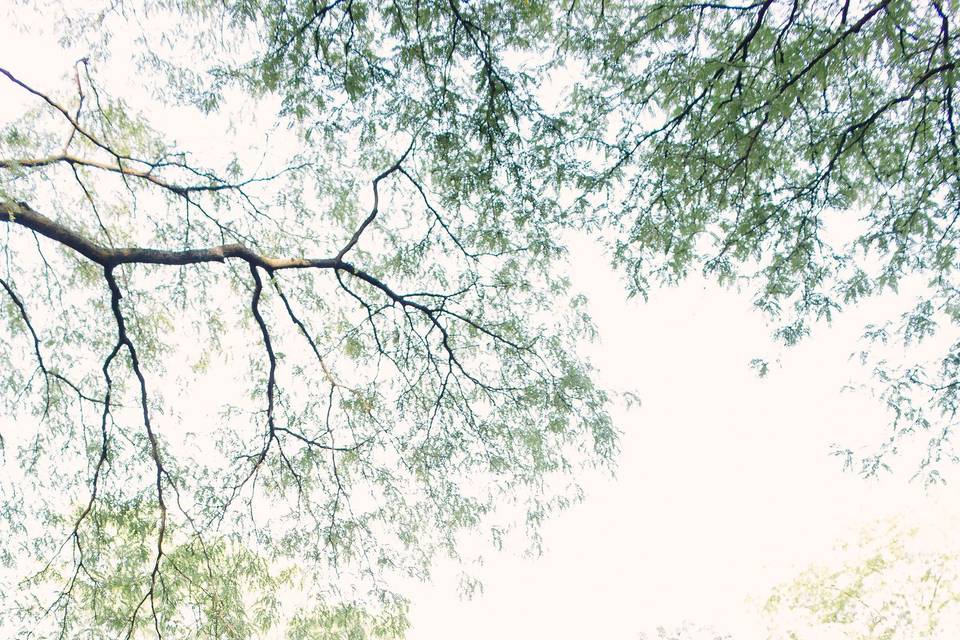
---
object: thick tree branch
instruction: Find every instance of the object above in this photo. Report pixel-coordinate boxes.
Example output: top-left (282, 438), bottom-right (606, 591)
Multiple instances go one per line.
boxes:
top-left (2, 199), bottom-right (524, 356)
top-left (2, 199), bottom-right (341, 269)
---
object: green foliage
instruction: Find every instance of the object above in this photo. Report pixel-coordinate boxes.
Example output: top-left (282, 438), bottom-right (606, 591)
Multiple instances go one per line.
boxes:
top-left (572, 0), bottom-right (960, 475)
top-left (640, 622), bottom-right (734, 640)
top-left (764, 517), bottom-right (960, 639)
top-left (1, 0), bottom-right (959, 637)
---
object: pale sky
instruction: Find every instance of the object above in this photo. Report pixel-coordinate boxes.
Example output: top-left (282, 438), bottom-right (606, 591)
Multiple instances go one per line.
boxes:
top-left (2, 13), bottom-right (959, 640)
top-left (404, 236), bottom-right (960, 639)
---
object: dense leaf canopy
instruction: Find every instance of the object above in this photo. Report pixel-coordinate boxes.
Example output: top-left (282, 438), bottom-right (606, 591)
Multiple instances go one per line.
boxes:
top-left (0, 0), bottom-right (958, 637)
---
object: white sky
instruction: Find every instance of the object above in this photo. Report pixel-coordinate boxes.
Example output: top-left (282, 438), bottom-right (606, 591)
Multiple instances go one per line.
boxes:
top-left (404, 236), bottom-right (960, 639)
top-left (3, 12), bottom-right (960, 640)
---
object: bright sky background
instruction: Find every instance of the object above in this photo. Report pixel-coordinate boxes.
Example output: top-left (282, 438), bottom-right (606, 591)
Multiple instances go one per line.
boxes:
top-left (411, 238), bottom-right (960, 640)
top-left (403, 235), bottom-right (960, 639)
top-left (3, 13), bottom-right (960, 640)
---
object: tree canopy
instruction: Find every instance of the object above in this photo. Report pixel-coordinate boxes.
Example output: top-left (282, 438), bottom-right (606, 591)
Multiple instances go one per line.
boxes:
top-left (639, 515), bottom-right (960, 639)
top-left (764, 517), bottom-right (960, 639)
top-left (1, 0), bottom-right (958, 637)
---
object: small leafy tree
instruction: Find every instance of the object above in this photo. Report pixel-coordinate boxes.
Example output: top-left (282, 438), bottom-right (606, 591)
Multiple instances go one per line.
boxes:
top-left (764, 517), bottom-right (960, 639)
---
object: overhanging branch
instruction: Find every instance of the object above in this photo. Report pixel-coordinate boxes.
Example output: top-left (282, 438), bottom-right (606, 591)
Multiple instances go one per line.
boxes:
top-left (1, 199), bottom-right (341, 269)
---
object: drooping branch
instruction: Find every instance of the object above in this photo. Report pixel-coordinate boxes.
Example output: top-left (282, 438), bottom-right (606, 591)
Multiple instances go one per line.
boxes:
top-left (0, 276), bottom-right (102, 408)
top-left (247, 263), bottom-right (279, 470)
top-left (103, 266), bottom-right (167, 638)
top-left (0, 153), bottom-right (288, 198)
